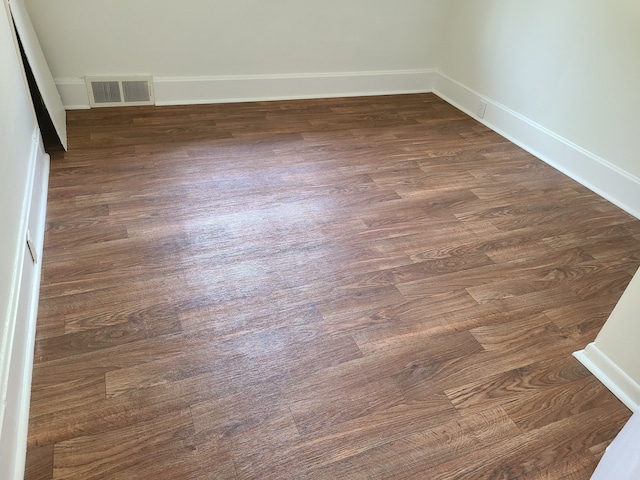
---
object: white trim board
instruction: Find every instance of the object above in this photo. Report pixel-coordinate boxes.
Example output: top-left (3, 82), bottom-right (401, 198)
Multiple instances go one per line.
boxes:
top-left (156, 70), bottom-right (435, 106)
top-left (431, 71), bottom-right (640, 221)
top-left (54, 78), bottom-right (91, 110)
top-left (574, 344), bottom-right (640, 413)
top-left (56, 69), bottom-right (436, 109)
top-left (0, 130), bottom-right (49, 480)
top-left (9, 0), bottom-right (67, 148)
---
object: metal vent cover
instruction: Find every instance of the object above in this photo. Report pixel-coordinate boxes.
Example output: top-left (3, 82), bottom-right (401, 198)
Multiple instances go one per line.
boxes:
top-left (90, 81), bottom-right (121, 104)
top-left (86, 76), bottom-right (154, 107)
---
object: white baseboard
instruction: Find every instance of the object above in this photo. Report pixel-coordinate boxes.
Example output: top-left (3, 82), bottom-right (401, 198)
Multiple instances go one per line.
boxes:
top-left (0, 131), bottom-right (49, 479)
top-left (574, 344), bottom-right (640, 412)
top-left (54, 78), bottom-right (90, 110)
top-left (154, 70), bottom-right (435, 106)
top-left (56, 69), bottom-right (435, 109)
top-left (432, 71), bottom-right (640, 220)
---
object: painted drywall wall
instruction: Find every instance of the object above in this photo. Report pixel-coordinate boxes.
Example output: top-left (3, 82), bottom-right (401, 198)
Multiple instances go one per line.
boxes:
top-left (23, 0), bottom-right (442, 78)
top-left (1, 0), bottom-right (49, 478)
top-left (27, 0), bottom-right (444, 103)
top-left (0, 0), bottom-right (37, 365)
top-left (437, 0), bottom-right (640, 181)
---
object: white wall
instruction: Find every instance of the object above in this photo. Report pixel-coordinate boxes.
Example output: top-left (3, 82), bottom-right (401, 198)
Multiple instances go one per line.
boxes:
top-left (25, 0), bottom-right (440, 76)
top-left (24, 0), bottom-right (445, 106)
top-left (0, 0), bottom-right (37, 387)
top-left (0, 0), bottom-right (49, 477)
top-left (436, 0), bottom-right (640, 216)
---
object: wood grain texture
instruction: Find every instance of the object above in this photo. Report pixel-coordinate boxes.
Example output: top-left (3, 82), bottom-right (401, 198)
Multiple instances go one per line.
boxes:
top-left (26, 94), bottom-right (639, 479)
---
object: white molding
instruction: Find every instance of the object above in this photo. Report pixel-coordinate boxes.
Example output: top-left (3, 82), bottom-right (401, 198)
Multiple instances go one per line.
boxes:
top-left (0, 130), bottom-right (49, 479)
top-left (432, 71), bottom-right (640, 220)
top-left (154, 69), bottom-right (435, 105)
top-left (54, 77), bottom-right (90, 110)
top-left (574, 344), bottom-right (640, 413)
top-left (56, 69), bottom-right (436, 109)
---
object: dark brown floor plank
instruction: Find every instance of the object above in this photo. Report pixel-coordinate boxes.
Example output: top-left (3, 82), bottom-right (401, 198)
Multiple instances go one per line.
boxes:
top-left (26, 94), bottom-right (640, 479)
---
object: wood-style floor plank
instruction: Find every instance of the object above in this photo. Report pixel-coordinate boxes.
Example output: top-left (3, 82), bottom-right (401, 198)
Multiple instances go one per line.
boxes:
top-left (26, 94), bottom-right (639, 479)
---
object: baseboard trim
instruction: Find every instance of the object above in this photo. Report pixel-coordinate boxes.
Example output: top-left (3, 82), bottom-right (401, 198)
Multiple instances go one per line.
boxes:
top-left (56, 70), bottom-right (436, 110)
top-left (432, 71), bottom-right (640, 221)
top-left (54, 78), bottom-right (90, 110)
top-left (154, 70), bottom-right (435, 106)
top-left (574, 344), bottom-right (640, 412)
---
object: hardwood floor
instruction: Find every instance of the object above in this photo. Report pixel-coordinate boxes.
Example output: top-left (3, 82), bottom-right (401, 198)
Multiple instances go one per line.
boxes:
top-left (25, 93), bottom-right (640, 479)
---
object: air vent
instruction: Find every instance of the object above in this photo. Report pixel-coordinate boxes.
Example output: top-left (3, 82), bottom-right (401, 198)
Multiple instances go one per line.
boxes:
top-left (86, 76), bottom-right (154, 107)
top-left (91, 81), bottom-right (121, 104)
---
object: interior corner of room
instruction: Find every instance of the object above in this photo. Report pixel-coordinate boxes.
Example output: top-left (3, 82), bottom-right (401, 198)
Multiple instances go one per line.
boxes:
top-left (2, 1), bottom-right (640, 479)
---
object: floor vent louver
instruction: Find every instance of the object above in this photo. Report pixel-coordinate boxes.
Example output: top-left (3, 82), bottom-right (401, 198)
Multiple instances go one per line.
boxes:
top-left (86, 76), bottom-right (155, 107)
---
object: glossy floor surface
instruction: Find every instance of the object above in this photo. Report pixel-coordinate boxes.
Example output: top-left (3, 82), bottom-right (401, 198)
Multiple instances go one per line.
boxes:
top-left (25, 94), bottom-right (640, 479)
